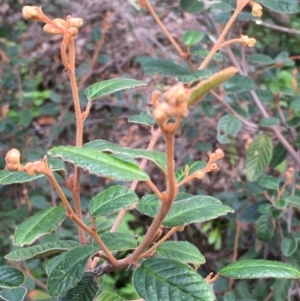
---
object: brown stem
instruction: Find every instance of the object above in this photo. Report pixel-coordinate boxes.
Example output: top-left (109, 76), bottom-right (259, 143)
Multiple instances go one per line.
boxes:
top-left (61, 33), bottom-right (71, 70)
top-left (44, 170), bottom-right (118, 266)
top-left (229, 219), bottom-right (241, 290)
top-left (110, 128), bottom-right (162, 232)
top-left (199, 1), bottom-right (250, 70)
top-left (145, 179), bottom-right (162, 200)
top-left (143, 0), bottom-right (186, 57)
top-left (67, 36), bottom-right (86, 244)
top-left (139, 226), bottom-right (183, 258)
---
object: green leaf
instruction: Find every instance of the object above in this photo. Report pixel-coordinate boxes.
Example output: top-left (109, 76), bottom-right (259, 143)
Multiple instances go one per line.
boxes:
top-left (18, 109), bottom-right (32, 128)
top-left (0, 267), bottom-right (25, 289)
top-left (183, 30), bottom-right (204, 46)
top-left (14, 206), bottom-right (66, 246)
top-left (128, 112), bottom-right (155, 126)
top-left (219, 259), bottom-right (300, 279)
top-left (286, 116), bottom-right (300, 127)
top-left (94, 232), bottom-right (137, 252)
top-left (84, 139), bottom-right (166, 171)
top-left (175, 161), bottom-right (206, 182)
top-left (273, 279), bottom-right (293, 301)
top-left (85, 78), bottom-right (146, 101)
top-left (136, 194), bottom-right (234, 227)
top-left (47, 245), bottom-right (98, 297)
top-left (58, 272), bottom-right (99, 301)
top-left (248, 54), bottom-right (274, 65)
top-left (89, 185), bottom-right (138, 216)
top-left (217, 114), bottom-right (242, 144)
top-left (191, 50), bottom-right (223, 62)
top-left (5, 240), bottom-right (80, 261)
top-left (256, 214), bottom-right (274, 242)
top-left (156, 241), bottom-right (205, 267)
top-left (46, 253), bottom-right (66, 276)
top-left (87, 216), bottom-right (114, 234)
top-left (259, 175), bottom-right (279, 190)
top-left (180, 0), bottom-right (205, 14)
top-left (0, 157), bottom-right (66, 186)
top-left (246, 135), bottom-right (273, 181)
top-left (256, 0), bottom-right (300, 13)
top-left (97, 292), bottom-right (126, 301)
top-left (269, 143), bottom-right (288, 169)
top-left (284, 195), bottom-right (300, 208)
top-left (136, 57), bottom-right (211, 83)
top-left (224, 75), bottom-right (256, 93)
top-left (281, 235), bottom-right (298, 257)
top-left (133, 258), bottom-right (215, 301)
top-left (259, 117), bottom-right (280, 127)
top-left (48, 146), bottom-right (149, 181)
top-left (0, 287), bottom-right (27, 301)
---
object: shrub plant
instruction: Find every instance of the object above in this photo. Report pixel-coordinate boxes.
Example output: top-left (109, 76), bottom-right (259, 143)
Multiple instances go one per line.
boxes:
top-left (1, 0), bottom-right (300, 300)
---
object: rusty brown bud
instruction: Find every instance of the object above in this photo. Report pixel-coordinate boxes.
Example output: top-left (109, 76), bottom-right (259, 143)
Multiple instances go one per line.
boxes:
top-left (5, 149), bottom-right (21, 171)
top-left (69, 17), bottom-right (83, 29)
top-left (22, 6), bottom-right (44, 22)
top-left (215, 149), bottom-right (224, 159)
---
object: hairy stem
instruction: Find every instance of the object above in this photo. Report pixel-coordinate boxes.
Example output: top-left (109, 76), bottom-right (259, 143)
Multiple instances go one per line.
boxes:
top-left (67, 36), bottom-right (86, 244)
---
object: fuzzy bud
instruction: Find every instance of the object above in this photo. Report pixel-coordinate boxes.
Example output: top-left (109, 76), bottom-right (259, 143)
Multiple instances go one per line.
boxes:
top-left (22, 6), bottom-right (44, 22)
top-left (67, 27), bottom-right (78, 37)
top-left (69, 17), bottom-right (83, 29)
top-left (210, 163), bottom-right (219, 172)
top-left (5, 148), bottom-right (21, 171)
top-left (195, 170), bottom-right (205, 179)
top-left (240, 35), bottom-right (256, 48)
top-left (43, 24), bottom-right (61, 35)
top-left (251, 3), bottom-right (263, 17)
top-left (215, 149), bottom-right (224, 159)
top-left (53, 18), bottom-right (66, 29)
top-left (153, 103), bottom-right (169, 124)
top-left (209, 153), bottom-right (217, 162)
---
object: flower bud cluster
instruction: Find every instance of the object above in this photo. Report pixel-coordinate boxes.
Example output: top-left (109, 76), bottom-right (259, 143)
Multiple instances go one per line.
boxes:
top-left (22, 6), bottom-right (83, 36)
top-left (152, 84), bottom-right (190, 126)
top-left (249, 1), bottom-right (263, 18)
top-left (240, 35), bottom-right (256, 48)
top-left (285, 167), bottom-right (294, 184)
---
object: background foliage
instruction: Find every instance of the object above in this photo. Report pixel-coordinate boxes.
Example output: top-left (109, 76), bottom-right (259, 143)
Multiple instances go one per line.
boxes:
top-left (1, 0), bottom-right (300, 300)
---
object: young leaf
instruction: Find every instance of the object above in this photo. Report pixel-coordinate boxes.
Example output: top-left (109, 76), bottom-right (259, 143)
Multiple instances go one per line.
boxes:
top-left (0, 287), bottom-right (27, 301)
top-left (98, 292), bottom-right (126, 301)
top-left (85, 78), bottom-right (146, 101)
top-left (281, 235), bottom-right (298, 257)
top-left (137, 194), bottom-right (234, 227)
top-left (256, 0), bottom-right (300, 13)
top-left (187, 67), bottom-right (238, 107)
top-left (5, 240), bottom-right (80, 261)
top-left (47, 245), bottom-right (98, 297)
top-left (136, 56), bottom-right (211, 83)
top-left (219, 259), bottom-right (300, 279)
top-left (156, 241), bottom-right (205, 267)
top-left (259, 117), bottom-right (280, 127)
top-left (180, 0), bottom-right (205, 14)
top-left (256, 214), bottom-right (274, 242)
top-left (224, 75), bottom-right (256, 93)
top-left (0, 267), bottom-right (25, 289)
top-left (48, 146), bottom-right (149, 181)
top-left (89, 185), bottom-right (138, 216)
top-left (246, 135), bottom-right (273, 181)
top-left (128, 112), bottom-right (155, 127)
top-left (58, 272), bottom-right (99, 301)
top-left (269, 143), bottom-right (288, 169)
top-left (14, 206), bottom-right (66, 246)
top-left (133, 258), bottom-right (215, 301)
top-left (183, 30), bottom-right (204, 46)
top-left (93, 232), bottom-right (137, 252)
top-left (217, 114), bottom-right (242, 144)
top-left (84, 139), bottom-right (166, 171)
top-left (258, 175), bottom-right (279, 190)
